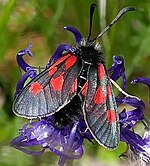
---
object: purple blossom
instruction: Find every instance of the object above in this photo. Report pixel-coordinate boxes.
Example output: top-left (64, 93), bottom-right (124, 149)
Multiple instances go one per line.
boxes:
top-left (120, 120), bottom-right (150, 163)
top-left (14, 43), bottom-right (37, 98)
top-left (119, 79), bottom-right (150, 163)
top-left (119, 97), bottom-right (145, 129)
top-left (119, 97), bottom-right (146, 153)
top-left (142, 130), bottom-right (150, 162)
top-left (46, 43), bottom-right (76, 68)
top-left (16, 43), bottom-right (37, 79)
top-left (10, 116), bottom-right (91, 166)
top-left (108, 55), bottom-right (127, 90)
top-left (131, 77), bottom-right (150, 87)
top-left (64, 26), bottom-right (82, 43)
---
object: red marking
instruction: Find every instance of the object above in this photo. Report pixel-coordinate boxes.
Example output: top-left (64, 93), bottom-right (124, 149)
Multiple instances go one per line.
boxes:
top-left (71, 79), bottom-right (77, 93)
top-left (50, 73), bottom-right (64, 91)
top-left (107, 110), bottom-right (117, 124)
top-left (48, 67), bottom-right (57, 76)
top-left (107, 85), bottom-right (112, 97)
top-left (94, 86), bottom-right (106, 104)
top-left (65, 55), bottom-right (77, 70)
top-left (98, 64), bottom-right (106, 80)
top-left (29, 82), bottom-right (43, 95)
top-left (53, 53), bottom-right (72, 67)
top-left (81, 81), bottom-right (88, 96)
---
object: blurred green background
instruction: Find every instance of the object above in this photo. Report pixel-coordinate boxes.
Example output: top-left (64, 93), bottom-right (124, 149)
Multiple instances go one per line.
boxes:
top-left (0, 0), bottom-right (150, 165)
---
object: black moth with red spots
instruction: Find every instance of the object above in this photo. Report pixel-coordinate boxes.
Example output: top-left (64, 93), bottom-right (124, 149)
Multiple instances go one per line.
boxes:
top-left (13, 4), bottom-right (135, 149)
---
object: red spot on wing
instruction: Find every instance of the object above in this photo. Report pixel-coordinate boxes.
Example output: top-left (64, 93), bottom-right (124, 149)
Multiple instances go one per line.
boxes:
top-left (65, 55), bottom-right (77, 70)
top-left (48, 67), bottom-right (57, 77)
top-left (81, 81), bottom-right (88, 96)
top-left (98, 64), bottom-right (106, 80)
top-left (71, 79), bottom-right (77, 93)
top-left (29, 82), bottom-right (43, 95)
top-left (53, 53), bottom-right (72, 67)
top-left (107, 110), bottom-right (117, 124)
top-left (107, 85), bottom-right (112, 97)
top-left (94, 86), bottom-right (106, 104)
top-left (50, 73), bottom-right (64, 91)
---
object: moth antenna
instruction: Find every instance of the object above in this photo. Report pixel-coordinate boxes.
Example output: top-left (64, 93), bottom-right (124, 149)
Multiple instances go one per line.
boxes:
top-left (92, 7), bottom-right (136, 41)
top-left (87, 3), bottom-right (97, 41)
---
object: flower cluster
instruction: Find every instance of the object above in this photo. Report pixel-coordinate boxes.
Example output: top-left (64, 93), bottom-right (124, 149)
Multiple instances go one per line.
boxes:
top-left (10, 32), bottom-right (150, 165)
top-left (10, 118), bottom-right (90, 166)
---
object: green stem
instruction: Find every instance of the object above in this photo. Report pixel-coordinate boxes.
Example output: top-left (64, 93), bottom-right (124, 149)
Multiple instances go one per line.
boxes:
top-left (66, 160), bottom-right (74, 166)
top-left (98, 0), bottom-right (111, 61)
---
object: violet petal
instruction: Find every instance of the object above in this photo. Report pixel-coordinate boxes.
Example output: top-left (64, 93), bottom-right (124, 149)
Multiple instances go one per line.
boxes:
top-left (131, 77), bottom-right (150, 88)
top-left (121, 127), bottom-right (146, 152)
top-left (17, 43), bottom-right (36, 75)
top-left (64, 26), bottom-right (83, 43)
top-left (108, 55), bottom-right (127, 90)
top-left (46, 44), bottom-right (76, 68)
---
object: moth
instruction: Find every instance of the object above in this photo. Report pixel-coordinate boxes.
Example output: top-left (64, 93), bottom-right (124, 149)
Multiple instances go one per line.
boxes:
top-left (13, 4), bottom-right (135, 149)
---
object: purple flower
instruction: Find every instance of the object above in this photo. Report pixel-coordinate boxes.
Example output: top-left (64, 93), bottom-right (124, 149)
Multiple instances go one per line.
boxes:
top-left (14, 44), bottom-right (37, 98)
top-left (118, 81), bottom-right (150, 162)
top-left (142, 130), bottom-right (150, 162)
top-left (108, 55), bottom-right (127, 90)
top-left (131, 77), bottom-right (150, 87)
top-left (119, 97), bottom-right (145, 129)
top-left (120, 120), bottom-right (150, 163)
top-left (16, 43), bottom-right (37, 78)
top-left (10, 116), bottom-right (92, 166)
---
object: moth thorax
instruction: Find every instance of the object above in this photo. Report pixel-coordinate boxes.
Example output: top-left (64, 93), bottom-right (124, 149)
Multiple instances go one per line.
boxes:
top-left (77, 38), bottom-right (105, 65)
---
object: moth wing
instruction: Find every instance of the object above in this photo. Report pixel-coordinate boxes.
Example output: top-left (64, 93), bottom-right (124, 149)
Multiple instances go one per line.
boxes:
top-left (13, 53), bottom-right (82, 119)
top-left (80, 64), bottom-right (120, 149)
